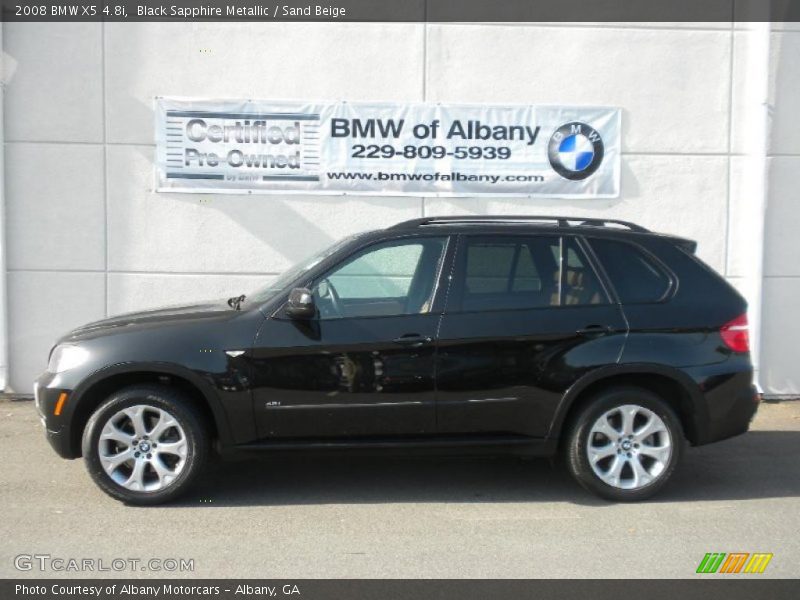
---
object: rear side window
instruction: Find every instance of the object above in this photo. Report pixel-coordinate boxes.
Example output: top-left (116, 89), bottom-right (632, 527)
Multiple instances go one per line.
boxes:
top-left (456, 235), bottom-right (608, 312)
top-left (589, 238), bottom-right (671, 303)
top-left (462, 238), bottom-right (557, 310)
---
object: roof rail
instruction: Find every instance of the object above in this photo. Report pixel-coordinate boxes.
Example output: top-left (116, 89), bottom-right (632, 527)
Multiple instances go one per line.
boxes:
top-left (389, 215), bottom-right (649, 233)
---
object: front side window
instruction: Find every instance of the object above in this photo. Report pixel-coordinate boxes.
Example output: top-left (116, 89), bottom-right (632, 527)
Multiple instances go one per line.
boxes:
top-left (456, 235), bottom-right (607, 312)
top-left (249, 234), bottom-right (360, 304)
top-left (313, 237), bottom-right (447, 319)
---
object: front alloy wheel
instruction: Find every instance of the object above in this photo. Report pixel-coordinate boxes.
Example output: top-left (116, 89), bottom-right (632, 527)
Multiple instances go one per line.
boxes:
top-left (82, 385), bottom-right (208, 505)
top-left (565, 387), bottom-right (683, 501)
top-left (98, 405), bottom-right (189, 492)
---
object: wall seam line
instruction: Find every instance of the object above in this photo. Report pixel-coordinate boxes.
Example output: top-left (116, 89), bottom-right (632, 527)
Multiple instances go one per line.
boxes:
top-left (436, 23), bottom-right (736, 33)
top-left (421, 16), bottom-right (428, 219)
top-left (7, 268), bottom-right (284, 276)
top-left (723, 24), bottom-right (735, 277)
top-left (101, 21), bottom-right (109, 319)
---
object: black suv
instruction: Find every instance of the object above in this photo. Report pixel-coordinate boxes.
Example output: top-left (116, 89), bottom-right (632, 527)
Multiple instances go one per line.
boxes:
top-left (35, 216), bottom-right (758, 504)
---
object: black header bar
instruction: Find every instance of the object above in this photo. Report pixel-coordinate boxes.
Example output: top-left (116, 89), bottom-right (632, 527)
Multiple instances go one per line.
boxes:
top-left (2, 0), bottom-right (799, 22)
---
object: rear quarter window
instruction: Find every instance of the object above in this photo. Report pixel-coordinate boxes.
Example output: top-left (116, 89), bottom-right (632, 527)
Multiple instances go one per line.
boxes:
top-left (589, 238), bottom-right (671, 304)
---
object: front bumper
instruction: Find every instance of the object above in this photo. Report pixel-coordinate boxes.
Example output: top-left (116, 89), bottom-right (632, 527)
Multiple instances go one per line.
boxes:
top-left (34, 371), bottom-right (79, 459)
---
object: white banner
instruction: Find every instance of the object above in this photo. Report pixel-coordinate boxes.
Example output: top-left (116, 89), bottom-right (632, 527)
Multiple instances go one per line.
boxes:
top-left (155, 98), bottom-right (621, 198)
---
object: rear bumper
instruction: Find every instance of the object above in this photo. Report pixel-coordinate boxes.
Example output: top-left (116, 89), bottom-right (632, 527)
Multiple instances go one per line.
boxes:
top-left (703, 383), bottom-right (760, 444)
top-left (693, 367), bottom-right (759, 446)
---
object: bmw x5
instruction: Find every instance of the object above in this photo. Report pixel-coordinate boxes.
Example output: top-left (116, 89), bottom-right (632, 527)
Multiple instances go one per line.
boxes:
top-left (35, 216), bottom-right (759, 504)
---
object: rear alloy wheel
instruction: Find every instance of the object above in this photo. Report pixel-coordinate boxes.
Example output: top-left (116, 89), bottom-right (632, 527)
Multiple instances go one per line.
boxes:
top-left (565, 387), bottom-right (683, 501)
top-left (82, 385), bottom-right (208, 505)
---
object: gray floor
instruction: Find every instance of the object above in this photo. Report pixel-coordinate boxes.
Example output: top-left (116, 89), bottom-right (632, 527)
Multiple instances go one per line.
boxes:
top-left (1, 399), bottom-right (798, 578)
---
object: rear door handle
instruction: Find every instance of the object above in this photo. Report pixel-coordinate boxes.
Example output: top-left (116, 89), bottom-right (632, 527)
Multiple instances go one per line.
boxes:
top-left (393, 334), bottom-right (433, 347)
top-left (576, 325), bottom-right (613, 337)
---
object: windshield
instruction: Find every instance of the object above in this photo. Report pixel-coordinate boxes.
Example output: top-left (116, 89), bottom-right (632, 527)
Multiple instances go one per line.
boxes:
top-left (248, 235), bottom-right (361, 304)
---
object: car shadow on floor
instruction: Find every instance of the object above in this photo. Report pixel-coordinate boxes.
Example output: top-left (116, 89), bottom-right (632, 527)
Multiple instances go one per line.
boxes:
top-left (171, 430), bottom-right (800, 508)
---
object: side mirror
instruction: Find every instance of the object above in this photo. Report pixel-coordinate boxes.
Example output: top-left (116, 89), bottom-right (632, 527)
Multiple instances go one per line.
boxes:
top-left (286, 287), bottom-right (316, 319)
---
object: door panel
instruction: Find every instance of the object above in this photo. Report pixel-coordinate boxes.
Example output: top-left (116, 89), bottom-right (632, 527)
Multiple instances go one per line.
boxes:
top-left (436, 234), bottom-right (627, 437)
top-left (436, 306), bottom-right (626, 437)
top-left (251, 235), bottom-right (450, 439)
top-left (251, 314), bottom-right (439, 438)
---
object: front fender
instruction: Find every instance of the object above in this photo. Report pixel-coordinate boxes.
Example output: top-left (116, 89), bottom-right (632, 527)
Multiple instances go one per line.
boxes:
top-left (67, 361), bottom-right (239, 452)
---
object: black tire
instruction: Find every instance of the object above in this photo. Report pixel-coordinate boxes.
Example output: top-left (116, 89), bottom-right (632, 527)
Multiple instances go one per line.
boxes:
top-left (565, 386), bottom-right (684, 502)
top-left (82, 385), bottom-right (209, 505)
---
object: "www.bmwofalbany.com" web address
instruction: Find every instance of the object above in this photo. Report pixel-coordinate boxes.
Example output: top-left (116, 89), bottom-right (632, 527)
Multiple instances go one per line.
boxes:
top-left (326, 171), bottom-right (545, 184)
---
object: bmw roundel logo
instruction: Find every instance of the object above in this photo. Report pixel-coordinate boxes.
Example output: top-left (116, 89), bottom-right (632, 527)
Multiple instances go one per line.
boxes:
top-left (547, 122), bottom-right (605, 180)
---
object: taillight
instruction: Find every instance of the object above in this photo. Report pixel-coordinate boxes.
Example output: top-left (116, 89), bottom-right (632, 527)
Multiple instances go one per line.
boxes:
top-left (720, 313), bottom-right (750, 353)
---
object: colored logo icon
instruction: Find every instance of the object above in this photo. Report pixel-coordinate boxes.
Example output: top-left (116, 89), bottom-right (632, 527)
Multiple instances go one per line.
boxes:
top-left (547, 122), bottom-right (605, 180)
top-left (696, 552), bottom-right (773, 574)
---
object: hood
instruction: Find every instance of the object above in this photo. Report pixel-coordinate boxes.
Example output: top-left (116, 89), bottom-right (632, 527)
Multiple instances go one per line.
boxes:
top-left (61, 300), bottom-right (236, 342)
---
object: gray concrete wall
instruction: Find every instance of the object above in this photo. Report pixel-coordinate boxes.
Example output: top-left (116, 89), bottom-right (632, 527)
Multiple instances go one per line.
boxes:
top-left (2, 22), bottom-right (798, 394)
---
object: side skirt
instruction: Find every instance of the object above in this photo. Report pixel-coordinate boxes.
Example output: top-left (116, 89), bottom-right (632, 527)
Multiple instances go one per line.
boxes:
top-left (224, 434), bottom-right (557, 459)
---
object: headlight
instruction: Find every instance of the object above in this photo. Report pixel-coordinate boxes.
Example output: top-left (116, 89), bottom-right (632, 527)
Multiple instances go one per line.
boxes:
top-left (47, 344), bottom-right (90, 373)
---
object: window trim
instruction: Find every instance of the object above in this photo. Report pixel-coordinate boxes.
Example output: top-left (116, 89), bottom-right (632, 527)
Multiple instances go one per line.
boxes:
top-left (557, 235), bottom-right (565, 306)
top-left (567, 235), bottom-right (614, 306)
top-left (582, 235), bottom-right (677, 305)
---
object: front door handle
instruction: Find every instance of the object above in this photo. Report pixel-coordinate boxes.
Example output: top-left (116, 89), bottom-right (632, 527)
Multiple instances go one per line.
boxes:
top-left (576, 325), bottom-right (613, 337)
top-left (393, 334), bottom-right (433, 347)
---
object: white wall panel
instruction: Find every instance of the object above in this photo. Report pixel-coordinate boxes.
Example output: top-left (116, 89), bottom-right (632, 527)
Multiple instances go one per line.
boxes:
top-left (5, 143), bottom-right (105, 271)
top-left (3, 23), bottom-right (103, 143)
top-left (730, 31), bottom-right (750, 155)
top-left (761, 277), bottom-right (800, 395)
top-left (764, 157), bottom-right (800, 277)
top-left (107, 273), bottom-right (272, 315)
top-left (769, 31), bottom-right (800, 155)
top-left (426, 25), bottom-right (731, 154)
top-left (104, 23), bottom-right (425, 145)
top-left (727, 155), bottom-right (745, 277)
top-left (7, 271), bottom-right (105, 391)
